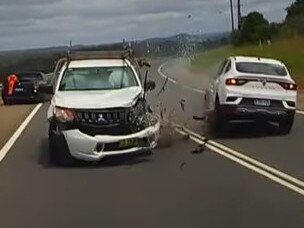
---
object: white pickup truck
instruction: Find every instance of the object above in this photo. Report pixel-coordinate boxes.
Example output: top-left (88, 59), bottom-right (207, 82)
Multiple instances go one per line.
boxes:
top-left (43, 51), bottom-right (160, 164)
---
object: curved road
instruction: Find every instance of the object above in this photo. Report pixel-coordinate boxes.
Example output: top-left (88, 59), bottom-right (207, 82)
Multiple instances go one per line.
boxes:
top-left (0, 60), bottom-right (303, 228)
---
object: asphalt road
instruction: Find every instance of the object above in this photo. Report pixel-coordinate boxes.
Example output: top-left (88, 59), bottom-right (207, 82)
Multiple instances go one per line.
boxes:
top-left (0, 100), bottom-right (35, 149)
top-left (0, 60), bottom-right (303, 228)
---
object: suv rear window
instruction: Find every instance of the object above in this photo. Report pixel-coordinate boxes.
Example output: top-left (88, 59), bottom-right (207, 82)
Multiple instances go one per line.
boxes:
top-left (17, 73), bottom-right (43, 82)
top-left (236, 62), bottom-right (287, 76)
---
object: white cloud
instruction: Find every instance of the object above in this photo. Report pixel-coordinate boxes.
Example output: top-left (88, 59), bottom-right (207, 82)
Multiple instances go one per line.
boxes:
top-left (0, 0), bottom-right (295, 50)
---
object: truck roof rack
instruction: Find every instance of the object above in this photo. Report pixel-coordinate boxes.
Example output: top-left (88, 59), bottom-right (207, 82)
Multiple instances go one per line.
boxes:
top-left (52, 49), bottom-right (149, 78)
top-left (68, 49), bottom-right (135, 61)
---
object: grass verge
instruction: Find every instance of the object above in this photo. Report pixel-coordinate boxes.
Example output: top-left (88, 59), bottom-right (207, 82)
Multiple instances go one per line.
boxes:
top-left (192, 37), bottom-right (304, 87)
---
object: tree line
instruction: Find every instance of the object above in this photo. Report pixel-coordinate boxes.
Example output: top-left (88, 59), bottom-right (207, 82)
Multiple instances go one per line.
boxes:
top-left (232, 0), bottom-right (304, 45)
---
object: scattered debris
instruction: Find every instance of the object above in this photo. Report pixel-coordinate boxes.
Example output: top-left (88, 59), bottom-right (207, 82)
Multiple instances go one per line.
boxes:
top-left (193, 115), bottom-right (206, 121)
top-left (147, 105), bottom-right (153, 113)
top-left (160, 110), bottom-right (164, 120)
top-left (180, 162), bottom-right (186, 169)
top-left (157, 76), bottom-right (169, 96)
top-left (182, 133), bottom-right (190, 141)
top-left (179, 99), bottom-right (186, 111)
top-left (191, 144), bottom-right (205, 154)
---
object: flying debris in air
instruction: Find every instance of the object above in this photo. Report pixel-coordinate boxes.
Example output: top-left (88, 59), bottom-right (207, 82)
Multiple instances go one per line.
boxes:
top-left (147, 105), bottom-right (153, 113)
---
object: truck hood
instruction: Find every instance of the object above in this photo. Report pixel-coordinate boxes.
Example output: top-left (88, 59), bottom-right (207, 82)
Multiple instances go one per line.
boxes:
top-left (52, 87), bottom-right (142, 109)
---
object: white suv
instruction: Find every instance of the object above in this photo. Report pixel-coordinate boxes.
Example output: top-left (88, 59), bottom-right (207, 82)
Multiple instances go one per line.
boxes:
top-left (205, 56), bottom-right (297, 135)
top-left (45, 51), bottom-right (160, 164)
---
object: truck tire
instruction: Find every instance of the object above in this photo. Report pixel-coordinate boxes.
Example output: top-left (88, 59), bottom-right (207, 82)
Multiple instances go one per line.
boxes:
top-left (49, 125), bottom-right (76, 166)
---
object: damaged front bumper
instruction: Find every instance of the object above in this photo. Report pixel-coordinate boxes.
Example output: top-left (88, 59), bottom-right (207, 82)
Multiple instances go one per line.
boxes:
top-left (54, 122), bottom-right (160, 162)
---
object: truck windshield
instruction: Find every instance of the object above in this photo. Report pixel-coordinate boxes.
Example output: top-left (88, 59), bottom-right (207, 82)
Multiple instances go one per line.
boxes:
top-left (59, 66), bottom-right (138, 91)
top-left (236, 62), bottom-right (288, 76)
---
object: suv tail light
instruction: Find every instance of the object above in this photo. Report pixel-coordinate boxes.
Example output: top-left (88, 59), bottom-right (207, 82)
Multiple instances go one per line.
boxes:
top-left (225, 78), bottom-right (248, 86)
top-left (278, 82), bottom-right (297, 91)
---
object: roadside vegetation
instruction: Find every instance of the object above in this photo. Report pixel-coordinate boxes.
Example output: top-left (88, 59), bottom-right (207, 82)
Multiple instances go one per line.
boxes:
top-left (192, 0), bottom-right (304, 88)
top-left (192, 37), bottom-right (304, 86)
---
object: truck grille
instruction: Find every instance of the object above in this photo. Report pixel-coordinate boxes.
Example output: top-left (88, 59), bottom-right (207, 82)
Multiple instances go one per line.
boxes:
top-left (74, 108), bottom-right (130, 125)
top-left (76, 124), bottom-right (134, 136)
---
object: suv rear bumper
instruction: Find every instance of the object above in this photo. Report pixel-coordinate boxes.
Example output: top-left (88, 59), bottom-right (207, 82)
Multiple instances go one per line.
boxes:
top-left (52, 122), bottom-right (160, 162)
top-left (218, 104), bottom-right (295, 121)
top-left (2, 93), bottom-right (40, 103)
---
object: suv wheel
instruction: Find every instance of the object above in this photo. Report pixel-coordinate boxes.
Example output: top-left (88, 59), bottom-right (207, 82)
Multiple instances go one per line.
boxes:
top-left (3, 98), bottom-right (11, 105)
top-left (209, 96), bottom-right (227, 137)
top-left (49, 124), bottom-right (76, 166)
top-left (279, 117), bottom-right (294, 135)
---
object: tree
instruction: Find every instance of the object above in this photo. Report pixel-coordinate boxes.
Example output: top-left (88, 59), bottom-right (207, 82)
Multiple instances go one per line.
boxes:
top-left (284, 0), bottom-right (304, 36)
top-left (233, 12), bottom-right (272, 45)
top-left (286, 0), bottom-right (304, 20)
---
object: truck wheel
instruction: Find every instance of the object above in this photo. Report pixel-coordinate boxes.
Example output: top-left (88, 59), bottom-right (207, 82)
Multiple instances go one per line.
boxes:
top-left (49, 125), bottom-right (76, 166)
top-left (279, 117), bottom-right (294, 135)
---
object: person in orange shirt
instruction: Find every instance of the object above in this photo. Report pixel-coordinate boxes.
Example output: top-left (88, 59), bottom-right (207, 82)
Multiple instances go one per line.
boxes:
top-left (7, 74), bottom-right (19, 96)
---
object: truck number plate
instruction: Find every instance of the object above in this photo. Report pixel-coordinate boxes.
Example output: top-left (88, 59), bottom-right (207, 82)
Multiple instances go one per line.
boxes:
top-left (119, 139), bottom-right (138, 148)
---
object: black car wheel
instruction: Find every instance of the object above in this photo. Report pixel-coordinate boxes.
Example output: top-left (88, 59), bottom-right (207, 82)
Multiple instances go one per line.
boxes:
top-left (48, 124), bottom-right (76, 166)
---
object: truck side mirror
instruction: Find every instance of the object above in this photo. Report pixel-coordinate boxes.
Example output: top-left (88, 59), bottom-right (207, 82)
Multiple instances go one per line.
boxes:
top-left (40, 84), bottom-right (54, 95)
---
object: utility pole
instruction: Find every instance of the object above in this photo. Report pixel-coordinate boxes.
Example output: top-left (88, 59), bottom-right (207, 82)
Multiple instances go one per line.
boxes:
top-left (68, 40), bottom-right (72, 55)
top-left (237, 0), bottom-right (242, 30)
top-left (230, 0), bottom-right (235, 32)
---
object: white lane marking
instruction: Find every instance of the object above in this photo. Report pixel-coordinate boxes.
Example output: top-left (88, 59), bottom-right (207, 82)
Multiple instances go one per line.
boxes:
top-left (158, 61), bottom-right (205, 94)
top-left (296, 110), bottom-right (304, 115)
top-left (179, 126), bottom-right (304, 189)
top-left (175, 128), bottom-right (304, 196)
top-left (0, 103), bottom-right (43, 162)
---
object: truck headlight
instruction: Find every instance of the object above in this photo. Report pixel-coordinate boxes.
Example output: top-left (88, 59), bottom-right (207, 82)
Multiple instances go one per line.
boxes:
top-left (54, 107), bottom-right (75, 122)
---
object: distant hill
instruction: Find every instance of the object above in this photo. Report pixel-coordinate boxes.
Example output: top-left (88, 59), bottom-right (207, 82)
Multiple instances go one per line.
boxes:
top-left (0, 32), bottom-right (230, 81)
top-left (0, 32), bottom-right (230, 55)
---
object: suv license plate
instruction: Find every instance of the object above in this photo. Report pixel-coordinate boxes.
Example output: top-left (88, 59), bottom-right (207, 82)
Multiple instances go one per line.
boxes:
top-left (254, 99), bottom-right (271, 107)
top-left (119, 139), bottom-right (138, 148)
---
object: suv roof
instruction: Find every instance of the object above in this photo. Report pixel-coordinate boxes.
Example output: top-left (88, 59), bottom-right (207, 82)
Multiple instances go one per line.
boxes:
top-left (232, 56), bottom-right (284, 66)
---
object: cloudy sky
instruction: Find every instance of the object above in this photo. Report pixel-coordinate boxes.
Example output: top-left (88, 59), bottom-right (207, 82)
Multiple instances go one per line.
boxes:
top-left (0, 0), bottom-right (294, 51)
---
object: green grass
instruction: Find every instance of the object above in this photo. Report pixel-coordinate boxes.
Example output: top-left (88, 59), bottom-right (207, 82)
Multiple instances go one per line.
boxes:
top-left (192, 37), bottom-right (304, 87)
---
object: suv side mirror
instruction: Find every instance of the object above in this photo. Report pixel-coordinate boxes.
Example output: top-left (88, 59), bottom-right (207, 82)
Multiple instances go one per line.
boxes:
top-left (145, 80), bottom-right (156, 91)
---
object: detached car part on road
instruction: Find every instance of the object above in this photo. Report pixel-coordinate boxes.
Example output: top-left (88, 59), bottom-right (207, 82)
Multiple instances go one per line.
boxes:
top-left (205, 56), bottom-right (297, 136)
top-left (43, 50), bottom-right (160, 164)
top-left (1, 72), bottom-right (46, 105)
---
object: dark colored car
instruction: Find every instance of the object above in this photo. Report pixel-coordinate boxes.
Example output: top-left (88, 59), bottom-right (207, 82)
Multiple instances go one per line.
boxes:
top-left (1, 72), bottom-right (46, 105)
